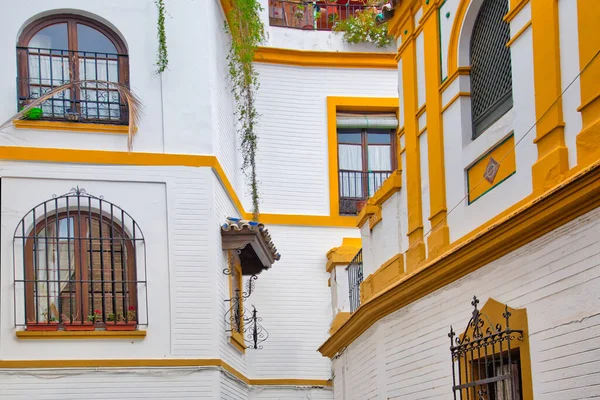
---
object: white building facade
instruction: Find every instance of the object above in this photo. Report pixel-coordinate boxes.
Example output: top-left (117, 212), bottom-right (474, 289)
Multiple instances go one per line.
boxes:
top-left (0, 0), bottom-right (399, 399)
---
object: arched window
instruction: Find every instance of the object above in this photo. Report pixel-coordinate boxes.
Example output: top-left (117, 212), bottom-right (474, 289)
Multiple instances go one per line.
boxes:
top-left (14, 188), bottom-right (145, 330)
top-left (470, 0), bottom-right (513, 138)
top-left (17, 14), bottom-right (129, 124)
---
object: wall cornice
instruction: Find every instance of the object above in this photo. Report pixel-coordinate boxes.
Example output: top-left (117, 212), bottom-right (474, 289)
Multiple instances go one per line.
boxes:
top-left (319, 161), bottom-right (600, 358)
top-left (254, 47), bottom-right (397, 69)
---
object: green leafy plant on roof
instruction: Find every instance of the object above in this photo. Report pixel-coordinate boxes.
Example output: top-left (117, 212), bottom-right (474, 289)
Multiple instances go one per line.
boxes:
top-left (333, 7), bottom-right (394, 48)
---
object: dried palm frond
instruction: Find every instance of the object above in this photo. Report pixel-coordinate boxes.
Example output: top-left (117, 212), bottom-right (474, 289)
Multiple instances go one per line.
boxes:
top-left (0, 80), bottom-right (143, 150)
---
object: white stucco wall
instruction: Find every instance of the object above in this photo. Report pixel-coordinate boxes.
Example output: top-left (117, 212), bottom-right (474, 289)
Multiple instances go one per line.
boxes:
top-left (334, 206), bottom-right (600, 399)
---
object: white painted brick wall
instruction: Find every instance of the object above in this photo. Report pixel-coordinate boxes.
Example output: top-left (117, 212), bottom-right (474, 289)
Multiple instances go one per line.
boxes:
top-left (334, 207), bottom-right (600, 399)
top-left (253, 63), bottom-right (398, 215)
top-left (246, 225), bottom-right (358, 379)
top-left (250, 387), bottom-right (333, 400)
top-left (0, 368), bottom-right (220, 399)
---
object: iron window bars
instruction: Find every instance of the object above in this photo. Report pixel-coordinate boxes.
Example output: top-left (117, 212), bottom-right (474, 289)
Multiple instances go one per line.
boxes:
top-left (16, 47), bottom-right (129, 124)
top-left (347, 249), bottom-right (363, 313)
top-left (13, 187), bottom-right (148, 328)
top-left (470, 0), bottom-right (513, 138)
top-left (449, 297), bottom-right (524, 400)
top-left (339, 170), bottom-right (391, 215)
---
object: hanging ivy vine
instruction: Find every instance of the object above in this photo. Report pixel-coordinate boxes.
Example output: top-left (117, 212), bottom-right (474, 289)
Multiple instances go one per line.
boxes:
top-left (225, 0), bottom-right (266, 221)
top-left (156, 0), bottom-right (169, 73)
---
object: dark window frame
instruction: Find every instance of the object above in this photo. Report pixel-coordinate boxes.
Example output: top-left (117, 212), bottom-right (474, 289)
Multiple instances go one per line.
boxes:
top-left (17, 14), bottom-right (130, 124)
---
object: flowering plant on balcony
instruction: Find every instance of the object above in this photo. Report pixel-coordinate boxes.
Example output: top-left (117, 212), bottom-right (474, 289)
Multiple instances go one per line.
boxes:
top-left (333, 7), bottom-right (394, 48)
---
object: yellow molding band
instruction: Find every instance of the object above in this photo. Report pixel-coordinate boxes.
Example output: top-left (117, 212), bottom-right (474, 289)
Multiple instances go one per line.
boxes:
top-left (504, 0), bottom-right (530, 23)
top-left (441, 92), bottom-right (471, 113)
top-left (13, 120), bottom-right (132, 135)
top-left (357, 204), bottom-right (379, 229)
top-left (0, 146), bottom-right (357, 228)
top-left (530, 0), bottom-right (568, 193)
top-left (16, 330), bottom-right (146, 339)
top-left (319, 161), bottom-right (600, 358)
top-left (439, 67), bottom-right (470, 93)
top-left (0, 357), bottom-right (331, 387)
top-left (416, 104), bottom-right (427, 118)
top-left (369, 207), bottom-right (382, 229)
top-left (506, 20), bottom-right (532, 48)
top-left (447, 0), bottom-right (471, 79)
top-left (370, 170), bottom-right (402, 206)
top-left (398, 15), bottom-right (426, 268)
top-left (326, 238), bottom-right (362, 273)
top-left (254, 47), bottom-right (397, 69)
top-left (575, 0), bottom-right (600, 167)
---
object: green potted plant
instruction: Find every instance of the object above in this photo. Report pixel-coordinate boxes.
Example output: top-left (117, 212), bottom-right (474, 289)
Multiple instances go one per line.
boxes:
top-left (294, 4), bottom-right (305, 19)
top-left (26, 309), bottom-right (59, 331)
top-left (105, 306), bottom-right (137, 331)
top-left (333, 8), bottom-right (395, 48)
top-left (63, 311), bottom-right (95, 331)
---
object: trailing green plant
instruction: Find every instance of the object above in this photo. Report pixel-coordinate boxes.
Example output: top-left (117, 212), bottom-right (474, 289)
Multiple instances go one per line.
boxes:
top-left (225, 0), bottom-right (266, 220)
top-left (333, 8), bottom-right (394, 48)
top-left (155, 0), bottom-right (169, 73)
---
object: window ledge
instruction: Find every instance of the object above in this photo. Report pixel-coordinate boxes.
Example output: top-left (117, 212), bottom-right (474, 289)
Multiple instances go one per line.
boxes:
top-left (16, 330), bottom-right (146, 340)
top-left (13, 120), bottom-right (132, 135)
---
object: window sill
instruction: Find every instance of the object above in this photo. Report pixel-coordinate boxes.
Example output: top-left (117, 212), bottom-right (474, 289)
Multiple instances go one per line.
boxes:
top-left (16, 330), bottom-right (146, 340)
top-left (230, 332), bottom-right (246, 354)
top-left (13, 119), bottom-right (132, 135)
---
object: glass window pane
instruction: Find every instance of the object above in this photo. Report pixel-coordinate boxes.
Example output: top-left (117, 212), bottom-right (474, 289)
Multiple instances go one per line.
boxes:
top-left (337, 130), bottom-right (361, 144)
top-left (367, 145), bottom-right (391, 171)
top-left (367, 129), bottom-right (392, 144)
top-left (338, 144), bottom-right (362, 170)
top-left (77, 24), bottom-right (117, 54)
top-left (29, 24), bottom-right (68, 50)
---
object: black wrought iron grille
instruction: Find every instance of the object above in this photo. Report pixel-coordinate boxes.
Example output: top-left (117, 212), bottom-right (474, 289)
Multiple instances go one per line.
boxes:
top-left (269, 0), bottom-right (369, 31)
top-left (16, 47), bottom-right (128, 124)
top-left (470, 0), bottom-right (513, 138)
top-left (339, 170), bottom-right (391, 215)
top-left (13, 187), bottom-right (147, 328)
top-left (347, 249), bottom-right (363, 313)
top-left (449, 297), bottom-right (524, 400)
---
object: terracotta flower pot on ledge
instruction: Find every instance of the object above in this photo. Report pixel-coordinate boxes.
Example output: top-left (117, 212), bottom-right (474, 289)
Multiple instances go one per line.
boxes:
top-left (105, 322), bottom-right (137, 331)
top-left (26, 322), bottom-right (59, 331)
top-left (64, 321), bottom-right (95, 331)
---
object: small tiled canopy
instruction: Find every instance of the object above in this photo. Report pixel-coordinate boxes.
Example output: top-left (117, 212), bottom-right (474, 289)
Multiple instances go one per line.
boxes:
top-left (221, 217), bottom-right (281, 275)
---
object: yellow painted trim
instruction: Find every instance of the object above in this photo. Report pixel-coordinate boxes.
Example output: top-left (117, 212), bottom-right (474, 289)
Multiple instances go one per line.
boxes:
top-left (360, 253), bottom-right (404, 304)
top-left (329, 312), bottom-right (351, 335)
top-left (531, 0), bottom-right (568, 193)
top-left (369, 207), bottom-right (382, 229)
top-left (418, 126), bottom-right (427, 136)
top-left (16, 330), bottom-right (146, 339)
top-left (327, 97), bottom-right (399, 219)
top-left (441, 92), bottom-right (470, 113)
top-left (0, 146), bottom-right (357, 228)
top-left (439, 66), bottom-right (470, 93)
top-left (370, 170), bottom-right (402, 206)
top-left (0, 357), bottom-right (331, 386)
top-left (12, 120), bottom-right (132, 135)
top-left (398, 13), bottom-right (426, 269)
top-left (228, 251), bottom-right (245, 354)
top-left (356, 204), bottom-right (379, 229)
top-left (447, 0), bottom-right (472, 79)
top-left (504, 0), bottom-right (530, 23)
top-left (575, 0), bottom-right (600, 167)
top-left (326, 238), bottom-right (362, 273)
top-left (319, 161), bottom-right (600, 358)
top-left (387, 0), bottom-right (420, 38)
top-left (416, 104), bottom-right (427, 118)
top-left (254, 47), bottom-right (397, 69)
top-left (467, 134), bottom-right (516, 203)
top-left (506, 20), bottom-right (532, 48)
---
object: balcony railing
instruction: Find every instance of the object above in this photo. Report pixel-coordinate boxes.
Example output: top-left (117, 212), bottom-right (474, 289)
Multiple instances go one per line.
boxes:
top-left (16, 47), bottom-right (129, 124)
top-left (339, 170), bottom-right (391, 215)
top-left (347, 249), bottom-right (363, 313)
top-left (268, 0), bottom-right (369, 31)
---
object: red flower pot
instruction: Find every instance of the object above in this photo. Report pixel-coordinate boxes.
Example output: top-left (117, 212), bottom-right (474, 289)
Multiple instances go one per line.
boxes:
top-left (356, 200), bottom-right (367, 213)
top-left (105, 322), bottom-right (137, 331)
top-left (64, 322), bottom-right (95, 331)
top-left (26, 322), bottom-right (58, 331)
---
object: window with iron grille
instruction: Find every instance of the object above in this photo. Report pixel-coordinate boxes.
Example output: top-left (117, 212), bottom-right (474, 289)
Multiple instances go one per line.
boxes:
top-left (449, 297), bottom-right (525, 400)
top-left (13, 188), bottom-right (147, 330)
top-left (16, 14), bottom-right (129, 124)
top-left (470, 0), bottom-right (513, 138)
top-left (338, 123), bottom-right (397, 215)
